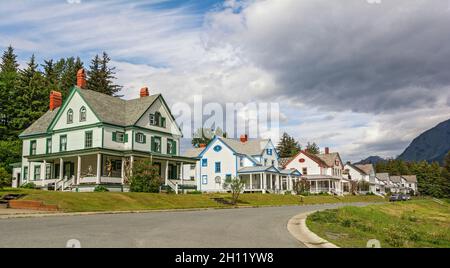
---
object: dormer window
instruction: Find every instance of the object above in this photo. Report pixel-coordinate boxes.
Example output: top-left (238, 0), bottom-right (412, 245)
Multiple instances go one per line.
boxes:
top-left (149, 112), bottom-right (166, 128)
top-left (80, 106), bottom-right (86, 122)
top-left (67, 109), bottom-right (73, 124)
top-left (266, 149), bottom-right (273, 155)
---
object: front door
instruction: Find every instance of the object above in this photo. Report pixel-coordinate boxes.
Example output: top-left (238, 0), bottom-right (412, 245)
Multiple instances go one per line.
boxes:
top-left (63, 162), bottom-right (74, 179)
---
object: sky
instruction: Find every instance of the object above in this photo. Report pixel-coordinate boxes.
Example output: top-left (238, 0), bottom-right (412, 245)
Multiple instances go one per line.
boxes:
top-left (1, 0), bottom-right (450, 162)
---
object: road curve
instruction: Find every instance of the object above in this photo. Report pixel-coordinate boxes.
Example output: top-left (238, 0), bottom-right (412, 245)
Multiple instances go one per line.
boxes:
top-left (0, 203), bottom-right (371, 248)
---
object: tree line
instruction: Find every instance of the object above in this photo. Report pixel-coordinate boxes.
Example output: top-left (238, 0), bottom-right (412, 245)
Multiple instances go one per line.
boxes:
top-left (0, 45), bottom-right (122, 185)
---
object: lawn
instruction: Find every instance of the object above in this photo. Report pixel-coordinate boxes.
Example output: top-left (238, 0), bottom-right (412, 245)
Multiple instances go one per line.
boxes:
top-left (0, 188), bottom-right (384, 212)
top-left (306, 199), bottom-right (450, 248)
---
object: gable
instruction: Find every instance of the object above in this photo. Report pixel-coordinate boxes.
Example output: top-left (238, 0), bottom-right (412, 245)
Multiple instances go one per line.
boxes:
top-left (135, 96), bottom-right (182, 136)
top-left (50, 89), bottom-right (100, 131)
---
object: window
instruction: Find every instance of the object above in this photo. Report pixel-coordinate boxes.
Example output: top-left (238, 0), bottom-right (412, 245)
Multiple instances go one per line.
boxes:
top-left (45, 165), bottom-right (52, 180)
top-left (135, 133), bottom-right (146, 144)
top-left (149, 114), bottom-right (156, 125)
top-left (215, 162), bottom-right (221, 173)
top-left (167, 139), bottom-right (176, 155)
top-left (33, 165), bottom-right (41, 181)
top-left (226, 174), bottom-right (232, 181)
top-left (60, 135), bottom-right (67, 152)
top-left (271, 160), bottom-right (275, 166)
top-left (30, 140), bottom-right (37, 156)
top-left (202, 175), bottom-right (208, 185)
top-left (190, 164), bottom-right (196, 170)
top-left (213, 145), bottom-right (222, 152)
top-left (23, 166), bottom-right (28, 180)
top-left (239, 157), bottom-right (244, 167)
top-left (302, 168), bottom-right (308, 175)
top-left (151, 136), bottom-right (161, 153)
top-left (85, 131), bottom-right (93, 148)
top-left (264, 159), bottom-right (268, 166)
top-left (67, 109), bottom-right (73, 124)
top-left (46, 138), bottom-right (52, 154)
top-left (266, 149), bottom-right (273, 155)
top-left (201, 158), bottom-right (208, 167)
top-left (149, 112), bottom-right (166, 127)
top-left (80, 106), bottom-right (87, 122)
top-left (190, 176), bottom-right (195, 181)
top-left (112, 131), bottom-right (127, 143)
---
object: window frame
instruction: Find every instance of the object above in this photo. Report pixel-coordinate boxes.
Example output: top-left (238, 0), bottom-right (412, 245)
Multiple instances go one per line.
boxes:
top-left (201, 158), bottom-right (208, 167)
top-left (46, 138), bottom-right (52, 154)
top-left (79, 106), bottom-right (87, 122)
top-left (23, 166), bottom-right (28, 180)
top-left (151, 136), bottom-right (162, 153)
top-left (30, 140), bottom-right (37, 156)
top-left (215, 162), bottom-right (221, 173)
top-left (60, 135), bottom-right (67, 152)
top-left (167, 139), bottom-right (176, 155)
top-left (202, 175), bottom-right (208, 185)
top-left (85, 130), bottom-right (93, 148)
top-left (266, 149), bottom-right (273, 155)
top-left (33, 165), bottom-right (41, 181)
top-left (67, 109), bottom-right (74, 124)
top-left (45, 164), bottom-right (52, 180)
top-left (135, 132), bottom-right (146, 144)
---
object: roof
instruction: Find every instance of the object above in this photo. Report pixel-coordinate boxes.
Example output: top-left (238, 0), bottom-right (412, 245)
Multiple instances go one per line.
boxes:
top-left (20, 87), bottom-right (162, 137)
top-left (280, 168), bottom-right (301, 176)
top-left (402, 175), bottom-right (417, 183)
top-left (316, 152), bottom-right (341, 168)
top-left (219, 137), bottom-right (269, 156)
top-left (389, 176), bottom-right (402, 183)
top-left (376, 173), bottom-right (390, 181)
top-left (78, 89), bottom-right (159, 126)
top-left (279, 157), bottom-right (292, 168)
top-left (20, 108), bottom-right (60, 136)
top-left (183, 147), bottom-right (204, 158)
top-left (354, 164), bottom-right (374, 175)
top-left (302, 175), bottom-right (342, 180)
top-left (238, 166), bottom-right (279, 173)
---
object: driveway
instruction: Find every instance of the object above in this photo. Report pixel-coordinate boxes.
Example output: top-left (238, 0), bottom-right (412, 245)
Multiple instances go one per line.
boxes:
top-left (0, 203), bottom-right (370, 248)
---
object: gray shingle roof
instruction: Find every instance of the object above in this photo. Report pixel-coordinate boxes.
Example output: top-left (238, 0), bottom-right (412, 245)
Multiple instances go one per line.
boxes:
top-left (316, 152), bottom-right (340, 167)
top-left (78, 89), bottom-right (159, 126)
top-left (219, 137), bottom-right (269, 156)
top-left (20, 88), bottom-right (160, 136)
top-left (279, 157), bottom-right (292, 168)
top-left (390, 176), bottom-right (402, 183)
top-left (354, 164), bottom-right (374, 175)
top-left (183, 147), bottom-right (204, 158)
top-left (376, 173), bottom-right (390, 181)
top-left (402, 175), bottom-right (417, 183)
top-left (20, 107), bottom-right (60, 136)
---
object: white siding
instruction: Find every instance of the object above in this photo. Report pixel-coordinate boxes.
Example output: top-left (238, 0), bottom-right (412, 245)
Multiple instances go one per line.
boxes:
top-left (285, 152), bottom-right (322, 175)
top-left (135, 98), bottom-right (182, 136)
top-left (53, 91), bottom-right (100, 130)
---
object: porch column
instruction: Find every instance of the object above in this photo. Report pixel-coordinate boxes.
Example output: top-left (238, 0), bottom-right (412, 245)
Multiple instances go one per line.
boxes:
top-left (130, 155), bottom-right (134, 177)
top-left (180, 162), bottom-right (184, 194)
top-left (57, 158), bottom-right (63, 191)
top-left (96, 153), bottom-right (101, 185)
top-left (328, 179), bottom-right (331, 192)
top-left (315, 180), bottom-right (318, 193)
top-left (121, 157), bottom-right (125, 185)
top-left (41, 160), bottom-right (46, 181)
top-left (165, 161), bottom-right (169, 185)
top-left (249, 173), bottom-right (253, 190)
top-left (76, 156), bottom-right (81, 185)
top-left (261, 173), bottom-right (265, 191)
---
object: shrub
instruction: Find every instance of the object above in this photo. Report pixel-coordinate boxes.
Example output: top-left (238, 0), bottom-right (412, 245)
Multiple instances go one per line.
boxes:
top-left (284, 191), bottom-right (292, 195)
top-left (309, 210), bottom-right (339, 223)
top-left (223, 176), bottom-right (245, 205)
top-left (187, 190), bottom-right (202, 195)
top-left (0, 167), bottom-right (11, 189)
top-left (129, 159), bottom-right (163, 193)
top-left (94, 185), bottom-right (109, 192)
top-left (20, 182), bottom-right (36, 189)
top-left (366, 192), bottom-right (375, 196)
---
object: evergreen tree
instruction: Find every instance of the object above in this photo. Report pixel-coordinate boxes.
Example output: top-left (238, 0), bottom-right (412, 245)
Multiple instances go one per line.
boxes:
top-left (305, 142), bottom-right (320, 155)
top-left (191, 127), bottom-right (226, 148)
top-left (0, 46), bottom-right (19, 140)
top-left (276, 132), bottom-right (301, 158)
top-left (87, 52), bottom-right (122, 96)
top-left (60, 57), bottom-right (83, 98)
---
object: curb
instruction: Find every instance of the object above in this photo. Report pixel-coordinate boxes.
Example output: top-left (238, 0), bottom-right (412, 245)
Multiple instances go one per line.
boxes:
top-left (287, 211), bottom-right (339, 248)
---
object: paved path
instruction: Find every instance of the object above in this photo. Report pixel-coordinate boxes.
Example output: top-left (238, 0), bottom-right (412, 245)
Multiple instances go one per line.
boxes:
top-left (0, 203), bottom-right (371, 248)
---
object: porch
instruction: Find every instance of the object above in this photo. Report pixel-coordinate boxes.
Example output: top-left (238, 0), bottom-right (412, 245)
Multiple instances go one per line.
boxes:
top-left (304, 175), bottom-right (347, 195)
top-left (238, 170), bottom-right (300, 194)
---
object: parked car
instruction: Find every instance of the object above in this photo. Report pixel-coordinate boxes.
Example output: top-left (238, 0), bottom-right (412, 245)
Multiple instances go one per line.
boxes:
top-left (389, 194), bottom-right (401, 202)
top-left (401, 194), bottom-right (411, 201)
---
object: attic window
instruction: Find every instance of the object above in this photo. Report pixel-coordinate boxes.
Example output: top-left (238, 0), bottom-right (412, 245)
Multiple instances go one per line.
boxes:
top-left (80, 107), bottom-right (86, 122)
top-left (149, 112), bottom-right (166, 128)
top-left (67, 109), bottom-right (73, 124)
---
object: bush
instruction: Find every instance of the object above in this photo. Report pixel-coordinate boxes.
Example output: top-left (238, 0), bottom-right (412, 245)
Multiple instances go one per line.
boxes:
top-left (366, 192), bottom-right (375, 196)
top-left (20, 182), bottom-right (36, 189)
top-left (284, 191), bottom-right (292, 195)
top-left (0, 167), bottom-right (11, 189)
top-left (129, 159), bottom-right (163, 193)
top-left (94, 185), bottom-right (109, 192)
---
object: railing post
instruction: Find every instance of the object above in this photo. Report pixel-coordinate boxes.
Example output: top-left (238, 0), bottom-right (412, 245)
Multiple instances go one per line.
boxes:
top-left (175, 183), bottom-right (179, 195)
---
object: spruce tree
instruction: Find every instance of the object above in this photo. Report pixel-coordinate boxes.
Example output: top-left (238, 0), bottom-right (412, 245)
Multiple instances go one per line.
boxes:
top-left (276, 132), bottom-right (301, 158)
top-left (87, 52), bottom-right (122, 96)
top-left (0, 46), bottom-right (19, 140)
top-left (305, 142), bottom-right (320, 155)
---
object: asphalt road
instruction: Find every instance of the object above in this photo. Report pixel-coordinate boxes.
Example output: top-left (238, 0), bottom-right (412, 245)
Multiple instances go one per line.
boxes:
top-left (0, 203), bottom-right (370, 248)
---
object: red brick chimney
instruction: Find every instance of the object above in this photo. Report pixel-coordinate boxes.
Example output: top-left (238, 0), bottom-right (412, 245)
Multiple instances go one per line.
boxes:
top-left (325, 147), bottom-right (330, 154)
top-left (199, 143), bottom-right (207, 148)
top-left (49, 91), bottom-right (62, 111)
top-left (240, 134), bottom-right (248, 143)
top-left (77, 68), bottom-right (86, 89)
top-left (140, 87), bottom-right (149, 98)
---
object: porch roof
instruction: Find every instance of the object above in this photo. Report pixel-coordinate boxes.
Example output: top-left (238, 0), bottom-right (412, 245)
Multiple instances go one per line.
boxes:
top-left (24, 148), bottom-right (198, 164)
top-left (238, 165), bottom-right (280, 174)
top-left (302, 175), bottom-right (343, 181)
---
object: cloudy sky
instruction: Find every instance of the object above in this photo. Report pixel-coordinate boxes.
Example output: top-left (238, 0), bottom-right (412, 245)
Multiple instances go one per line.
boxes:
top-left (1, 0), bottom-right (450, 161)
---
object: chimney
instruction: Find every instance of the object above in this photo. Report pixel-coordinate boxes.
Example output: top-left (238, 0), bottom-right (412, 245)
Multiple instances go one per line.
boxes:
top-left (199, 143), bottom-right (207, 148)
top-left (325, 147), bottom-right (330, 154)
top-left (77, 68), bottom-right (86, 89)
top-left (240, 134), bottom-right (248, 143)
top-left (49, 91), bottom-right (62, 111)
top-left (140, 87), bottom-right (149, 98)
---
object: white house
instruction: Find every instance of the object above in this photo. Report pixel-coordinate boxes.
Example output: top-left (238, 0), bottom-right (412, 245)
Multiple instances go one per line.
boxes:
top-left (344, 163), bottom-right (377, 194)
top-left (184, 135), bottom-right (301, 193)
top-left (281, 148), bottom-right (348, 195)
top-left (375, 173), bottom-right (390, 194)
top-left (402, 175), bottom-right (418, 194)
top-left (12, 69), bottom-right (197, 192)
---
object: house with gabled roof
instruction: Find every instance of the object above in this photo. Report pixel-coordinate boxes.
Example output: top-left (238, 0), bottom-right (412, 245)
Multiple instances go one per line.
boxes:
top-left (401, 175), bottom-right (418, 194)
top-left (280, 147), bottom-right (349, 195)
top-left (12, 69), bottom-right (197, 192)
top-left (344, 163), bottom-right (378, 194)
top-left (183, 135), bottom-right (301, 193)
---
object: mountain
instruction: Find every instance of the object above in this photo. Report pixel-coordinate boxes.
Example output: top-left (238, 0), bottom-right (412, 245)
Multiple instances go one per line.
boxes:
top-left (355, 156), bottom-right (386, 165)
top-left (398, 118), bottom-right (450, 164)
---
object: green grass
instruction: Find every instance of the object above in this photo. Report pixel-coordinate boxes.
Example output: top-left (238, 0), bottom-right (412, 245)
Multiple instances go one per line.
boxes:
top-left (0, 188), bottom-right (384, 213)
top-left (306, 199), bottom-right (450, 248)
